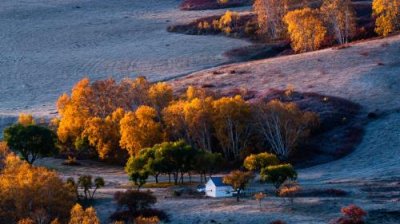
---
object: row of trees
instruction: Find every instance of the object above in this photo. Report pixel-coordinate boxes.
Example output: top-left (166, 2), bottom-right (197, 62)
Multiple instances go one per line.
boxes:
top-left (125, 140), bottom-right (223, 186)
top-left (54, 77), bottom-right (318, 163)
top-left (254, 0), bottom-right (400, 52)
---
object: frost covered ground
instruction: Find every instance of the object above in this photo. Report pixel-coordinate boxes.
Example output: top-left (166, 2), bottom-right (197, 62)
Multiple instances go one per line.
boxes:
top-left (0, 0), bottom-right (251, 128)
top-left (4, 0), bottom-right (400, 223)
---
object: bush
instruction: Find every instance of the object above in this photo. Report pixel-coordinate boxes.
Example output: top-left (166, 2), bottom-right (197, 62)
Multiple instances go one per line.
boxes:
top-left (110, 190), bottom-right (168, 223)
top-left (331, 204), bottom-right (367, 224)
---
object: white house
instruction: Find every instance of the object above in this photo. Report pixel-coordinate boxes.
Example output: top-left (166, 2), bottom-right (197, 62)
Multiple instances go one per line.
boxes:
top-left (205, 177), bottom-right (234, 198)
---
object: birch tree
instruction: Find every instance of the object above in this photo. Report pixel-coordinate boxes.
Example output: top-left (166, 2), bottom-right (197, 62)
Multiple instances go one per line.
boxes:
top-left (321, 0), bottom-right (357, 44)
top-left (255, 100), bottom-right (318, 160)
top-left (373, 0), bottom-right (400, 36)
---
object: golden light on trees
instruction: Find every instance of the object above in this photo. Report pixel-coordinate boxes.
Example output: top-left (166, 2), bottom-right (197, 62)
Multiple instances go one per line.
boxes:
top-left (0, 155), bottom-right (75, 223)
top-left (284, 8), bottom-right (327, 52)
top-left (321, 0), bottom-right (356, 44)
top-left (212, 95), bottom-right (252, 159)
top-left (373, 0), bottom-right (400, 36)
top-left (120, 106), bottom-right (164, 156)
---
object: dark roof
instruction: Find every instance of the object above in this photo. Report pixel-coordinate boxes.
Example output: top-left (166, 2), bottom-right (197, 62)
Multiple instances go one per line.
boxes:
top-left (209, 177), bottom-right (230, 187)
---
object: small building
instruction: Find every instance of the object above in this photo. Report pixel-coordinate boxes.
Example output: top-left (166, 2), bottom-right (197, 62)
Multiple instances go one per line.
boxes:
top-left (205, 177), bottom-right (234, 198)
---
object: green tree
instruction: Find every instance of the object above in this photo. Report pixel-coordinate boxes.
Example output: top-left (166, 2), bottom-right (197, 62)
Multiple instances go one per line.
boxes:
top-left (77, 175), bottom-right (105, 200)
top-left (261, 164), bottom-right (297, 189)
top-left (4, 124), bottom-right (57, 164)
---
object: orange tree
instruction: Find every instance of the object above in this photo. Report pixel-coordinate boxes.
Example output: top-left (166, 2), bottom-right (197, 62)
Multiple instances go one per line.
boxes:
top-left (223, 170), bottom-right (254, 202)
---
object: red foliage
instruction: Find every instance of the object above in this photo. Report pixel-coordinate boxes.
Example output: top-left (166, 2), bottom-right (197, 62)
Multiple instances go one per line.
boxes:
top-left (341, 205), bottom-right (367, 221)
top-left (332, 205), bottom-right (367, 224)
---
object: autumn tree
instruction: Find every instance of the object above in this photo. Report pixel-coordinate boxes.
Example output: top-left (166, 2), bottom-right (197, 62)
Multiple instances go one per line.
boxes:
top-left (321, 0), bottom-right (357, 44)
top-left (0, 142), bottom-right (11, 169)
top-left (17, 113), bottom-right (36, 126)
top-left (4, 123), bottom-right (57, 164)
top-left (253, 0), bottom-right (289, 40)
top-left (83, 108), bottom-right (127, 162)
top-left (372, 0), bottom-right (400, 36)
top-left (255, 100), bottom-right (318, 160)
top-left (261, 164), bottom-right (297, 189)
top-left (223, 170), bottom-right (254, 202)
top-left (120, 106), bottom-right (164, 156)
top-left (162, 100), bottom-right (191, 144)
top-left (0, 155), bottom-right (75, 223)
top-left (284, 8), bottom-right (327, 52)
top-left (56, 77), bottom-right (151, 155)
top-left (148, 82), bottom-right (174, 116)
top-left (69, 204), bottom-right (100, 224)
top-left (212, 95), bottom-right (252, 160)
top-left (243, 152), bottom-right (280, 172)
top-left (163, 96), bottom-right (214, 152)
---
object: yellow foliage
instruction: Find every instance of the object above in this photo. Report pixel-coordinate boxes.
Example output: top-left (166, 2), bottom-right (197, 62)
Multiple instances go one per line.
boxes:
top-left (134, 216), bottom-right (160, 224)
top-left (373, 0), bottom-right (399, 36)
top-left (120, 106), bottom-right (164, 156)
top-left (17, 218), bottom-right (35, 224)
top-left (0, 155), bottom-right (75, 223)
top-left (284, 8), bottom-right (327, 52)
top-left (253, 0), bottom-right (289, 40)
top-left (218, 10), bottom-right (239, 34)
top-left (18, 113), bottom-right (35, 126)
top-left (148, 82), bottom-right (173, 115)
top-left (212, 95), bottom-right (251, 159)
top-left (56, 77), bottom-right (152, 156)
top-left (69, 204), bottom-right (100, 224)
top-left (83, 108), bottom-right (126, 161)
top-left (321, 0), bottom-right (356, 44)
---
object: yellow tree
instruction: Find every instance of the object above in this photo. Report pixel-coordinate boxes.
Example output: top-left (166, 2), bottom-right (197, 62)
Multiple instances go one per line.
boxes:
top-left (212, 95), bottom-right (252, 159)
top-left (253, 0), bottom-right (289, 40)
top-left (148, 82), bottom-right (174, 116)
top-left (69, 204), bottom-right (100, 224)
top-left (184, 97), bottom-right (214, 152)
top-left (162, 100), bottom-right (191, 143)
top-left (254, 100), bottom-right (319, 160)
top-left (284, 8), bottom-right (327, 52)
top-left (120, 106), bottom-right (164, 156)
top-left (223, 170), bottom-right (254, 202)
top-left (321, 0), bottom-right (357, 44)
top-left (56, 77), bottom-right (152, 154)
top-left (17, 113), bottom-right (36, 126)
top-left (56, 78), bottom-right (92, 145)
top-left (372, 0), bottom-right (400, 36)
top-left (83, 108), bottom-right (127, 161)
top-left (0, 155), bottom-right (75, 223)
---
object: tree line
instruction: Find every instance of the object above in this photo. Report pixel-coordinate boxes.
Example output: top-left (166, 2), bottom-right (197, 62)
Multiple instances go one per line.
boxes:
top-left (50, 77), bottom-right (318, 164)
top-left (253, 0), bottom-right (400, 52)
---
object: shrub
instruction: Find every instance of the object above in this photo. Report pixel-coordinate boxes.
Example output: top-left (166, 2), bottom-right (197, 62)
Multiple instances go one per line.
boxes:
top-left (135, 216), bottom-right (160, 224)
top-left (331, 204), bottom-right (367, 224)
top-left (110, 190), bottom-right (169, 223)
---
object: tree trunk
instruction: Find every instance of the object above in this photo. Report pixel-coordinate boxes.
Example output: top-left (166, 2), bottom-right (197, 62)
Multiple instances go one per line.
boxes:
top-left (155, 174), bottom-right (159, 183)
top-left (236, 189), bottom-right (240, 202)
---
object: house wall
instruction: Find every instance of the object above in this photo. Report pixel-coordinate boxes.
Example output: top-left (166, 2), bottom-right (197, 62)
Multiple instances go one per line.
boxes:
top-left (205, 180), bottom-right (233, 197)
